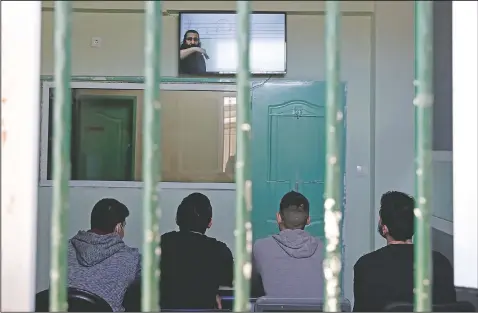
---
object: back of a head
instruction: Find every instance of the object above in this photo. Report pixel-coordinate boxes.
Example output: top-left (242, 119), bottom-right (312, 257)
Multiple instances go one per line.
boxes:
top-left (279, 191), bottom-right (310, 230)
top-left (90, 198), bottom-right (129, 233)
top-left (380, 191), bottom-right (415, 241)
top-left (176, 192), bottom-right (212, 234)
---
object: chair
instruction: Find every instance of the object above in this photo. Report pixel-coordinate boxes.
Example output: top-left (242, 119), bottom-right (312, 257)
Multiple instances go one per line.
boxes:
top-left (457, 287), bottom-right (478, 311)
top-left (126, 307), bottom-right (230, 312)
top-left (220, 296), bottom-right (257, 311)
top-left (35, 288), bottom-right (113, 312)
top-left (383, 301), bottom-right (477, 312)
top-left (253, 297), bottom-right (352, 312)
top-left (122, 283), bottom-right (232, 312)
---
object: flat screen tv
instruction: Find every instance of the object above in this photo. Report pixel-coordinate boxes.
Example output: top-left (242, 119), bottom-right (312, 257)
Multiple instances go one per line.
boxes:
top-left (178, 12), bottom-right (287, 76)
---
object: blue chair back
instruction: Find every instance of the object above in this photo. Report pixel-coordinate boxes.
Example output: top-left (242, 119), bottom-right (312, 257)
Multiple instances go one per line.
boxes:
top-left (383, 301), bottom-right (476, 312)
top-left (161, 309), bottom-right (231, 312)
top-left (456, 287), bottom-right (478, 312)
top-left (253, 297), bottom-right (352, 312)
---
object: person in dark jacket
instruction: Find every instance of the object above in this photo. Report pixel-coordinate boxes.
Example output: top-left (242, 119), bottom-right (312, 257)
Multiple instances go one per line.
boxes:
top-left (123, 193), bottom-right (233, 310)
top-left (160, 192), bottom-right (233, 309)
top-left (68, 198), bottom-right (140, 312)
top-left (353, 191), bottom-right (456, 311)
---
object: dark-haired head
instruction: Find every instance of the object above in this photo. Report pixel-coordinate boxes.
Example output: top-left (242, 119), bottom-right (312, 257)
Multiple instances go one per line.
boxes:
top-left (90, 198), bottom-right (129, 238)
top-left (176, 192), bottom-right (212, 234)
top-left (378, 191), bottom-right (415, 243)
top-left (277, 191), bottom-right (310, 231)
top-left (181, 29), bottom-right (201, 49)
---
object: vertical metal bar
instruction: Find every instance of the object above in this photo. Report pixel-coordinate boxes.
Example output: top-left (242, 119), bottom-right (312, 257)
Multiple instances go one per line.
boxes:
top-left (233, 1), bottom-right (252, 312)
top-left (142, 1), bottom-right (162, 311)
top-left (413, 1), bottom-right (433, 311)
top-left (323, 1), bottom-right (343, 312)
top-left (0, 2), bottom-right (42, 311)
top-left (452, 0), bottom-right (478, 290)
top-left (49, 1), bottom-right (72, 311)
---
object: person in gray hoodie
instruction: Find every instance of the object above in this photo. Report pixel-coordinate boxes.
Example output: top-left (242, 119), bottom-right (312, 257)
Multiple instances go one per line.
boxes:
top-left (68, 198), bottom-right (141, 312)
top-left (251, 191), bottom-right (325, 298)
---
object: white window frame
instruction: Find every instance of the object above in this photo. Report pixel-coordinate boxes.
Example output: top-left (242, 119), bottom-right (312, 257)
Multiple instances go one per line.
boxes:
top-left (39, 81), bottom-right (237, 190)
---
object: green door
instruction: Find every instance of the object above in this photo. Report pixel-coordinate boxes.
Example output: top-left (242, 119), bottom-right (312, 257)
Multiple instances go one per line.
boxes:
top-left (251, 81), bottom-right (346, 242)
top-left (74, 96), bottom-right (136, 181)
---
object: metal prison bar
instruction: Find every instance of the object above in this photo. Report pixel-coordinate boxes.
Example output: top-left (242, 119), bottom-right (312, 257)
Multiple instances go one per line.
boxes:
top-left (323, 2), bottom-right (343, 311)
top-left (413, 1), bottom-right (434, 311)
top-left (234, 1), bottom-right (253, 312)
top-left (0, 0), bottom-right (438, 312)
top-left (142, 2), bottom-right (163, 311)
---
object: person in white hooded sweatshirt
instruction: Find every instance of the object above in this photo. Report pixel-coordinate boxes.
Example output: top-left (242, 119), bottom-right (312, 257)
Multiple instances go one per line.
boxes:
top-left (251, 191), bottom-right (325, 298)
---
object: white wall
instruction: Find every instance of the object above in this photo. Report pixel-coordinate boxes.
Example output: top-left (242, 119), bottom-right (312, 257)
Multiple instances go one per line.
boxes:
top-left (37, 0), bottom-right (454, 304)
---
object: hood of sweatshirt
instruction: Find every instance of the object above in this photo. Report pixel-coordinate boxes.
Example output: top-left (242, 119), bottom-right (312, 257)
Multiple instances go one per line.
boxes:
top-left (70, 230), bottom-right (126, 267)
top-left (272, 229), bottom-right (320, 259)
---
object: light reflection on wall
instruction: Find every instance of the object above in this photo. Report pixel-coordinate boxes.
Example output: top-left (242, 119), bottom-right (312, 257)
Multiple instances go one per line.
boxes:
top-left (223, 96), bottom-right (236, 178)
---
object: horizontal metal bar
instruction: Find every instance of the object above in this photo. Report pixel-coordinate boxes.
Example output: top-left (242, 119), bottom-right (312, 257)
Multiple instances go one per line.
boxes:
top-left (40, 75), bottom-right (270, 85)
top-left (41, 7), bottom-right (374, 17)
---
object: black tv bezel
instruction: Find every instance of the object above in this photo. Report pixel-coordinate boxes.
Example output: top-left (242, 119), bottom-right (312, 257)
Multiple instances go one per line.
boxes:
top-left (177, 10), bottom-right (288, 77)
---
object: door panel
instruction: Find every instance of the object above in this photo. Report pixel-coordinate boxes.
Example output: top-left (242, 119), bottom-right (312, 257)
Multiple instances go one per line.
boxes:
top-left (260, 181), bottom-right (295, 237)
top-left (75, 97), bottom-right (135, 181)
top-left (268, 113), bottom-right (298, 182)
top-left (73, 89), bottom-right (143, 180)
top-left (297, 111), bottom-right (326, 237)
top-left (252, 81), bottom-right (345, 242)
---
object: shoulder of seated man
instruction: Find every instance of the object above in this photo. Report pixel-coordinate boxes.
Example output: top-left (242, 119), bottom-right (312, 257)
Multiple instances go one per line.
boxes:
top-left (252, 237), bottom-right (274, 253)
top-left (353, 250), bottom-right (378, 271)
top-left (212, 238), bottom-right (232, 253)
top-left (123, 245), bottom-right (140, 257)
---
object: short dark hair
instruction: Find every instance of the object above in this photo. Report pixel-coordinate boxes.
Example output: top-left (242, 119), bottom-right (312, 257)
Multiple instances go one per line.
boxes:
top-left (279, 191), bottom-right (310, 230)
top-left (176, 193), bottom-right (212, 234)
top-left (90, 198), bottom-right (129, 233)
top-left (379, 191), bottom-right (415, 241)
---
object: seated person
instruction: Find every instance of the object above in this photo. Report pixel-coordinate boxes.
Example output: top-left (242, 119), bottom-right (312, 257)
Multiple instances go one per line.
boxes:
top-left (68, 198), bottom-right (141, 312)
top-left (124, 193), bottom-right (233, 310)
top-left (161, 193), bottom-right (233, 309)
top-left (353, 191), bottom-right (456, 312)
top-left (251, 191), bottom-right (325, 298)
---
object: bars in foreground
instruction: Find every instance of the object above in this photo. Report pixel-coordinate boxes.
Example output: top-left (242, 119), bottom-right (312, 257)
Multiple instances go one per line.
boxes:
top-left (0, 0), bottom-right (438, 311)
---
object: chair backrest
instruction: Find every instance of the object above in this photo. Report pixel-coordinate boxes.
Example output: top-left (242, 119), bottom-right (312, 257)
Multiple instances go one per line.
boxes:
top-left (68, 288), bottom-right (113, 312)
top-left (219, 296), bottom-right (257, 311)
top-left (253, 297), bottom-right (352, 312)
top-left (125, 307), bottom-right (230, 312)
top-left (456, 286), bottom-right (478, 311)
top-left (383, 301), bottom-right (476, 312)
top-left (35, 289), bottom-right (50, 312)
top-left (35, 288), bottom-right (113, 312)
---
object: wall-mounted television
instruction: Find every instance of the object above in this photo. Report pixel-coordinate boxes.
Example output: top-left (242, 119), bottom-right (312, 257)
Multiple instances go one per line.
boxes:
top-left (178, 12), bottom-right (287, 76)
